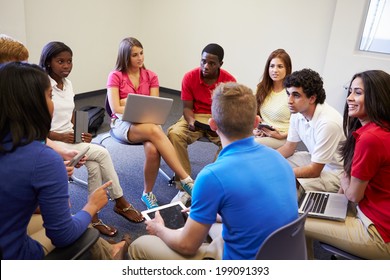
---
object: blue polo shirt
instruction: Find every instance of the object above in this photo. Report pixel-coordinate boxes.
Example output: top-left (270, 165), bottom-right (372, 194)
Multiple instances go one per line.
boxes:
top-left (190, 136), bottom-right (298, 260)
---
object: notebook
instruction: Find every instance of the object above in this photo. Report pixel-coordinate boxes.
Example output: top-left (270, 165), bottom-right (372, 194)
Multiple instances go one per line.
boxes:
top-left (74, 110), bottom-right (89, 143)
top-left (141, 201), bottom-right (188, 230)
top-left (121, 94), bottom-right (173, 125)
top-left (297, 185), bottom-right (348, 221)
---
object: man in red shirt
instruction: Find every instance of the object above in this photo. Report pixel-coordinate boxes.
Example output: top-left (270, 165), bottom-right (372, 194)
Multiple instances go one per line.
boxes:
top-left (168, 43), bottom-right (236, 204)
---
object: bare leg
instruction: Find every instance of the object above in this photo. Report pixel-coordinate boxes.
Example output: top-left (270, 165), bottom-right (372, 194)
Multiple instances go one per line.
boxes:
top-left (128, 123), bottom-right (189, 179)
top-left (143, 141), bottom-right (160, 193)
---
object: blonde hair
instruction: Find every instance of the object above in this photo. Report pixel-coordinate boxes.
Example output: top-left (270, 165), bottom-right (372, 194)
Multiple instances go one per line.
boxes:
top-left (212, 82), bottom-right (257, 139)
top-left (0, 35), bottom-right (29, 63)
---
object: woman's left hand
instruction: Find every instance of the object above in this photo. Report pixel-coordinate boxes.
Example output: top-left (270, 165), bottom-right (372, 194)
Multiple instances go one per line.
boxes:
top-left (253, 128), bottom-right (265, 137)
top-left (260, 128), bottom-right (286, 140)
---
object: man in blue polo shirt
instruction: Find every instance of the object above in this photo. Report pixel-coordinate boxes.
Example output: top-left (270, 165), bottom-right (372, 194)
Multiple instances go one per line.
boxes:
top-left (129, 82), bottom-right (298, 260)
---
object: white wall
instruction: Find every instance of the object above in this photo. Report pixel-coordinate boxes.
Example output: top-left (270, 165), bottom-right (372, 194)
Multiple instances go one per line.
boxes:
top-left (1, 0), bottom-right (142, 93)
top-left (323, 0), bottom-right (390, 112)
top-left (0, 0), bottom-right (26, 42)
top-left (1, 0), bottom-right (390, 113)
top-left (140, 0), bottom-right (337, 93)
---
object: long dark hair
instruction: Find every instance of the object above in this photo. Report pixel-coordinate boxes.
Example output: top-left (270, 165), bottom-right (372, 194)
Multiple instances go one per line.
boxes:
top-left (341, 70), bottom-right (390, 176)
top-left (114, 37), bottom-right (145, 72)
top-left (0, 62), bottom-right (51, 153)
top-left (255, 49), bottom-right (292, 114)
top-left (39, 41), bottom-right (73, 74)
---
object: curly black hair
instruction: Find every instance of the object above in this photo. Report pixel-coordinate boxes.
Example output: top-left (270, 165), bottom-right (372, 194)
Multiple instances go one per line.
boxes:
top-left (283, 68), bottom-right (326, 104)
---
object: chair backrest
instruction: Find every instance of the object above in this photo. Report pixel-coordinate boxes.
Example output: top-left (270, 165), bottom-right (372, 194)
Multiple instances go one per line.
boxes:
top-left (105, 95), bottom-right (113, 117)
top-left (319, 242), bottom-right (365, 260)
top-left (256, 200), bottom-right (313, 260)
top-left (1, 228), bottom-right (99, 260)
top-left (44, 228), bottom-right (100, 260)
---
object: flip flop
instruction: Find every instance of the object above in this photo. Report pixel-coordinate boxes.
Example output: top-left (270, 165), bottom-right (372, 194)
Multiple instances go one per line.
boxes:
top-left (91, 219), bottom-right (118, 237)
top-left (114, 204), bottom-right (145, 223)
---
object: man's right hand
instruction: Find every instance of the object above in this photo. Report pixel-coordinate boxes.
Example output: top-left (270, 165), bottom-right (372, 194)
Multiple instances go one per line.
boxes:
top-left (188, 123), bottom-right (196, 132)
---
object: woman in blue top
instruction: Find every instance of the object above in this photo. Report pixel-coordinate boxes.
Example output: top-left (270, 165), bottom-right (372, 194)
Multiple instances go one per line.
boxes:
top-left (0, 62), bottom-right (128, 259)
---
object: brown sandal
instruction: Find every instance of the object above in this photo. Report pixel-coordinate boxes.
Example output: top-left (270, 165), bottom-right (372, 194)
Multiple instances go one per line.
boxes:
top-left (114, 204), bottom-right (144, 223)
top-left (92, 219), bottom-right (118, 237)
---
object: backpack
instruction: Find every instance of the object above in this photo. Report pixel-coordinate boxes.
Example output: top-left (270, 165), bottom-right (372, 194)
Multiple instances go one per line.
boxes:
top-left (79, 106), bottom-right (106, 137)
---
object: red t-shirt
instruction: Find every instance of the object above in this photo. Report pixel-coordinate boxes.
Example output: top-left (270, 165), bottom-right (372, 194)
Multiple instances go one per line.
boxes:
top-left (181, 67), bottom-right (236, 114)
top-left (352, 122), bottom-right (390, 242)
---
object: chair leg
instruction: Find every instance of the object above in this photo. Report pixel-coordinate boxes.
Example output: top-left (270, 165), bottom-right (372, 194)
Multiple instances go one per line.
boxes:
top-left (98, 132), bottom-right (111, 145)
top-left (319, 242), bottom-right (364, 260)
top-left (158, 168), bottom-right (171, 182)
top-left (168, 175), bottom-right (176, 187)
top-left (69, 175), bottom-right (88, 187)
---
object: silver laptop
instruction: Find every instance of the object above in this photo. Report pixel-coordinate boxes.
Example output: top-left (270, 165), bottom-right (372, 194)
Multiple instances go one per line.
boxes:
top-left (122, 94), bottom-right (173, 125)
top-left (297, 185), bottom-right (348, 221)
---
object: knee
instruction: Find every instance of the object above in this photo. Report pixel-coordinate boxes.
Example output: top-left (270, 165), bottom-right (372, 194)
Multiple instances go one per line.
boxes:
top-left (148, 124), bottom-right (165, 140)
top-left (144, 142), bottom-right (160, 161)
top-left (167, 126), bottom-right (186, 144)
top-left (92, 144), bottom-right (110, 159)
top-left (85, 162), bottom-right (100, 178)
top-left (167, 129), bottom-right (177, 142)
top-left (128, 235), bottom-right (157, 260)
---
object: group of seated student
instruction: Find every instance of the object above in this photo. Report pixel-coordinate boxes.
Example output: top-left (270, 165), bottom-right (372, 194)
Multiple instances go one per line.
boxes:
top-left (39, 41), bottom-right (145, 238)
top-left (1, 34), bottom-right (389, 260)
top-left (0, 61), bottom-right (131, 259)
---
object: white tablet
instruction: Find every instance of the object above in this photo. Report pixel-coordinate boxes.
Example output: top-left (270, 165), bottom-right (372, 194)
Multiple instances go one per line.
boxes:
top-left (141, 201), bottom-right (188, 230)
top-left (67, 146), bottom-right (90, 167)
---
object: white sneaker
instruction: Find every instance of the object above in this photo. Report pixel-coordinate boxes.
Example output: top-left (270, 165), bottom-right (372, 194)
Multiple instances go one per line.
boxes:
top-left (171, 190), bottom-right (191, 206)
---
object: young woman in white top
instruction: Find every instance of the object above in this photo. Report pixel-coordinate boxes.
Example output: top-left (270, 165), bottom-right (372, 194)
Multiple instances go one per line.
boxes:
top-left (253, 49), bottom-right (292, 149)
top-left (39, 41), bottom-right (144, 237)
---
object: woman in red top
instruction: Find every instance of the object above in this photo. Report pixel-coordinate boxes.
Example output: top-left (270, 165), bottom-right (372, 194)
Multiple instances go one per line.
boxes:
top-left (305, 70), bottom-right (390, 259)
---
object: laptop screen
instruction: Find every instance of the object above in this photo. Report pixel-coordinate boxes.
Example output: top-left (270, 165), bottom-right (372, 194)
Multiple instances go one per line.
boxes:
top-left (297, 185), bottom-right (306, 208)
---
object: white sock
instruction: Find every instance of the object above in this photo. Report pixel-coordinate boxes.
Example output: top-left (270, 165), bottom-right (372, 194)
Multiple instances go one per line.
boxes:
top-left (180, 176), bottom-right (193, 184)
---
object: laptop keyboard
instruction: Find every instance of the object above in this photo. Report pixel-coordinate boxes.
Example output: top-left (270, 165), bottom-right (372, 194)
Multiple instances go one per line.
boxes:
top-left (304, 192), bottom-right (329, 214)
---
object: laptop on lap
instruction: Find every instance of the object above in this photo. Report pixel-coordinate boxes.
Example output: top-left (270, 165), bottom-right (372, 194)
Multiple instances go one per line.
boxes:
top-left (297, 185), bottom-right (348, 221)
top-left (121, 94), bottom-right (173, 125)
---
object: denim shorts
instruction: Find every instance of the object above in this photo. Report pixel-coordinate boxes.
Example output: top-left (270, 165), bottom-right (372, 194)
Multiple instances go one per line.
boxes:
top-left (110, 118), bottom-right (135, 144)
